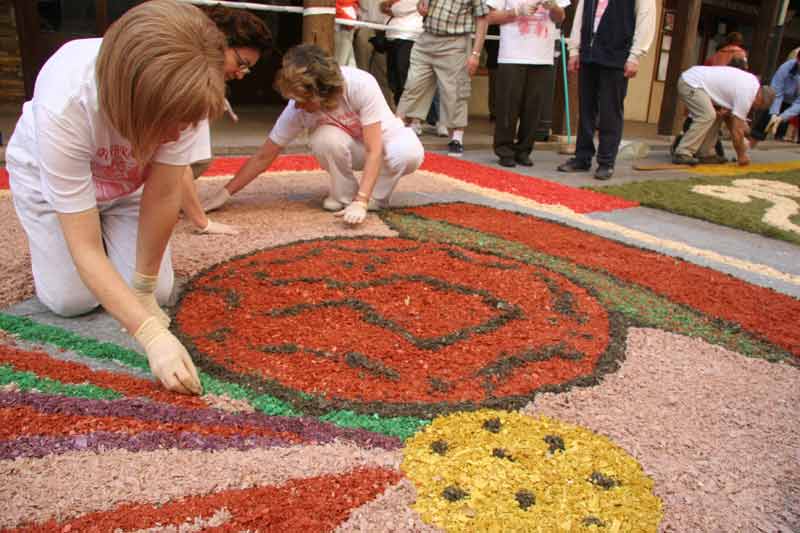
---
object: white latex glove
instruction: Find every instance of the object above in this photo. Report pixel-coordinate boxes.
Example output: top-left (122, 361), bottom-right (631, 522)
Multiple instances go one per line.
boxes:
top-left (514, 0), bottom-right (539, 17)
top-left (199, 218), bottom-right (239, 235)
top-left (765, 114), bottom-right (783, 135)
top-left (131, 272), bottom-right (170, 328)
top-left (334, 200), bottom-right (368, 225)
top-left (134, 316), bottom-right (202, 395)
top-left (202, 187), bottom-right (231, 213)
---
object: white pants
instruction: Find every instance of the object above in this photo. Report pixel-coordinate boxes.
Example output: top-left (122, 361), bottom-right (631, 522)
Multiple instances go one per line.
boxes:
top-left (7, 146), bottom-right (174, 317)
top-left (309, 124), bottom-right (424, 204)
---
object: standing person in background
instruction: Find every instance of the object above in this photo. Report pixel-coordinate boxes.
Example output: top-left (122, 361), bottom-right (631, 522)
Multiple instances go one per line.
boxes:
top-left (484, 24), bottom-right (500, 123)
top-left (354, 0), bottom-right (396, 108)
top-left (557, 0), bottom-right (656, 180)
top-left (335, 0), bottom-right (359, 67)
top-left (704, 31), bottom-right (747, 68)
top-left (487, 0), bottom-right (568, 168)
top-left (750, 55), bottom-right (800, 143)
top-left (395, 0), bottom-right (489, 156)
top-left (381, 0), bottom-right (423, 106)
top-left (5, 0), bottom-right (227, 394)
top-left (181, 5), bottom-right (273, 236)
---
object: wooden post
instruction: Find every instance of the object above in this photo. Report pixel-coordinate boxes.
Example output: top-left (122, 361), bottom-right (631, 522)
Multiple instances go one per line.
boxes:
top-left (302, 0), bottom-right (335, 56)
top-left (749, 0), bottom-right (782, 81)
top-left (657, 0), bottom-right (701, 135)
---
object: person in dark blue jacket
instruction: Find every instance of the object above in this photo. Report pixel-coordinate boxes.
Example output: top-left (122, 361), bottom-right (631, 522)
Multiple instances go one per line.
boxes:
top-left (556, 0), bottom-right (655, 180)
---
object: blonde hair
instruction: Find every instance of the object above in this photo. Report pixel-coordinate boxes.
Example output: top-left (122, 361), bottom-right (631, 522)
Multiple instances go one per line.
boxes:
top-left (274, 44), bottom-right (344, 111)
top-left (96, 0), bottom-right (226, 163)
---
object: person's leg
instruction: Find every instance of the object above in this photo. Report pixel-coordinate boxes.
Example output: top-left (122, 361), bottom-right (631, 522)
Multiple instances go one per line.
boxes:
top-left (515, 64), bottom-right (553, 162)
top-left (434, 35), bottom-right (471, 134)
top-left (392, 39), bottom-right (414, 106)
top-left (367, 35), bottom-right (395, 112)
top-left (373, 126), bottom-right (425, 203)
top-left (310, 125), bottom-right (365, 205)
top-left (573, 62), bottom-right (600, 165)
top-left (101, 189), bottom-right (174, 305)
top-left (396, 33), bottom-right (438, 123)
top-left (8, 166), bottom-right (98, 316)
top-left (334, 27), bottom-right (357, 67)
top-left (775, 102), bottom-right (791, 139)
top-left (674, 79), bottom-right (717, 159)
top-left (696, 116), bottom-right (725, 158)
top-left (595, 65), bottom-right (628, 169)
top-left (493, 63), bottom-right (525, 162)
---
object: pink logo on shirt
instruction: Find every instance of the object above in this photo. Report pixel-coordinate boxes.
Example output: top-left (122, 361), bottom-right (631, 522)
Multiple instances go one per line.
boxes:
top-left (318, 110), bottom-right (363, 140)
top-left (517, 6), bottom-right (550, 38)
top-left (90, 145), bottom-right (144, 202)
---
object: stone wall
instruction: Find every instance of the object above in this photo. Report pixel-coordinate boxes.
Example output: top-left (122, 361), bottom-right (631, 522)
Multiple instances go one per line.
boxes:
top-left (0, 0), bottom-right (23, 106)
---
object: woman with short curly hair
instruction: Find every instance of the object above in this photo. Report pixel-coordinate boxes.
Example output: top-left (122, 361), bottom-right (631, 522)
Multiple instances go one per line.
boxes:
top-left (203, 44), bottom-right (425, 225)
top-left (6, 0), bottom-right (227, 395)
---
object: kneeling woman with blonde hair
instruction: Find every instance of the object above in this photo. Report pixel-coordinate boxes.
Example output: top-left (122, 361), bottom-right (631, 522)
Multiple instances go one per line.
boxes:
top-left (6, 0), bottom-right (228, 394)
top-left (204, 43), bottom-right (425, 224)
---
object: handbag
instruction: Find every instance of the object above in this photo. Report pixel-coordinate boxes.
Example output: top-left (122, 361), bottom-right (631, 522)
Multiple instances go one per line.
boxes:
top-left (368, 18), bottom-right (392, 54)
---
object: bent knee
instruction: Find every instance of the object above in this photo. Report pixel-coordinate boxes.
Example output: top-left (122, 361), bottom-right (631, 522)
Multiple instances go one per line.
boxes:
top-left (310, 127), bottom-right (350, 158)
top-left (39, 290), bottom-right (99, 317)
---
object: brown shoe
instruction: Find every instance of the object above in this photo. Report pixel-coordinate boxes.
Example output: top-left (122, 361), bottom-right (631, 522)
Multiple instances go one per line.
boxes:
top-left (697, 154), bottom-right (728, 164)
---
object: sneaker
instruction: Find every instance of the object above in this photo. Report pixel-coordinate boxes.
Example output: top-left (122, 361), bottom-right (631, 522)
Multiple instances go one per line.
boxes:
top-left (410, 122), bottom-right (423, 136)
top-left (436, 123), bottom-right (449, 137)
top-left (447, 140), bottom-right (464, 157)
top-left (515, 153), bottom-right (534, 167)
top-left (557, 158), bottom-right (591, 172)
top-left (697, 154), bottom-right (728, 164)
top-left (594, 164), bottom-right (614, 180)
top-left (322, 196), bottom-right (345, 211)
top-left (672, 154), bottom-right (699, 165)
top-left (498, 156), bottom-right (516, 167)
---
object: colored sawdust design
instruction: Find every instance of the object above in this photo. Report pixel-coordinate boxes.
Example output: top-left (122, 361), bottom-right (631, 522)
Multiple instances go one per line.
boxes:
top-left (589, 171), bottom-right (800, 245)
top-left (1, 185), bottom-right (798, 530)
top-left (402, 410), bottom-right (662, 531)
top-left (690, 160), bottom-right (800, 176)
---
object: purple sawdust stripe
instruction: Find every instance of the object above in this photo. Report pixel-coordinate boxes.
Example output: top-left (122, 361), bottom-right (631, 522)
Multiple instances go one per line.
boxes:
top-left (0, 430), bottom-right (294, 461)
top-left (0, 392), bottom-right (401, 450)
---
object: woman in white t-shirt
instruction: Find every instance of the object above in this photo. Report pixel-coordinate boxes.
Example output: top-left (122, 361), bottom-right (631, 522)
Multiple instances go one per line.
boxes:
top-left (203, 44), bottom-right (425, 225)
top-left (6, 0), bottom-right (227, 395)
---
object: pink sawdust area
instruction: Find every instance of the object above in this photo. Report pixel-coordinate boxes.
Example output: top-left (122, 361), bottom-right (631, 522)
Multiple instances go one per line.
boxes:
top-left (0, 155), bottom-right (798, 531)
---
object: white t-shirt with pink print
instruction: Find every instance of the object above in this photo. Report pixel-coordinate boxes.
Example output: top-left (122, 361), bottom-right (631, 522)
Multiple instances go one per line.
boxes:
top-left (9, 38), bottom-right (205, 214)
top-left (269, 66), bottom-right (405, 146)
top-left (487, 0), bottom-right (571, 65)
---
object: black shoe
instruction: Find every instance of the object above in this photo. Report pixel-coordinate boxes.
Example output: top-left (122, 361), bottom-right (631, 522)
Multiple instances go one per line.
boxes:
top-left (447, 140), bottom-right (464, 157)
top-left (697, 154), bottom-right (728, 164)
top-left (515, 153), bottom-right (534, 166)
top-left (594, 164), bottom-right (614, 180)
top-left (557, 158), bottom-right (591, 172)
top-left (498, 156), bottom-right (516, 167)
top-left (672, 154), bottom-right (699, 165)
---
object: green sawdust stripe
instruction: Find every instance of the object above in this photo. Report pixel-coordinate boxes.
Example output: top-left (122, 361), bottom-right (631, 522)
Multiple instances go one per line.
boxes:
top-left (0, 313), bottom-right (425, 439)
top-left (585, 171), bottom-right (800, 245)
top-left (0, 365), bottom-right (122, 400)
top-left (384, 212), bottom-right (794, 365)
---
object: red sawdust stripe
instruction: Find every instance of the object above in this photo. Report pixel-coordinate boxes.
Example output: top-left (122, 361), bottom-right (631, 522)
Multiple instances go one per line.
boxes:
top-left (0, 406), bottom-right (302, 442)
top-left (0, 168), bottom-right (8, 190)
top-left (408, 203), bottom-right (800, 356)
top-left (203, 155), bottom-right (321, 176)
top-left (9, 467), bottom-right (401, 532)
top-left (0, 344), bottom-right (206, 409)
top-left (420, 152), bottom-right (638, 214)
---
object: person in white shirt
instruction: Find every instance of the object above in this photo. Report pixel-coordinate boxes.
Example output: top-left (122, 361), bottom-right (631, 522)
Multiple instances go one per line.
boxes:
top-left (203, 44), bottom-right (424, 225)
top-left (5, 0), bottom-right (228, 395)
top-left (486, 0), bottom-right (569, 167)
top-left (673, 66), bottom-right (774, 167)
top-left (380, 0), bottom-right (424, 106)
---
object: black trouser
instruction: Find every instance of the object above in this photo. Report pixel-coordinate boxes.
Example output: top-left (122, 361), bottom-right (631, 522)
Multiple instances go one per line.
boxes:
top-left (493, 63), bottom-right (554, 159)
top-left (386, 38), bottom-right (414, 106)
top-left (575, 62), bottom-right (628, 167)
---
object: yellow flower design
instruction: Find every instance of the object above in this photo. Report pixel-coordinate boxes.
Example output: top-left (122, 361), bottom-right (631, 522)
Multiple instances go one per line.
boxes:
top-left (402, 410), bottom-right (662, 532)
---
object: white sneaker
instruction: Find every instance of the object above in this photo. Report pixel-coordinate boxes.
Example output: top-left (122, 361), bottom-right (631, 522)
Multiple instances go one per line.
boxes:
top-left (436, 123), bottom-right (449, 137)
top-left (322, 197), bottom-right (345, 211)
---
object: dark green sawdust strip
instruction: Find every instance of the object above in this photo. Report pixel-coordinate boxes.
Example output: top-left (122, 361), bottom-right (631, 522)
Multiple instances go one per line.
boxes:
top-left (382, 210), bottom-right (796, 366)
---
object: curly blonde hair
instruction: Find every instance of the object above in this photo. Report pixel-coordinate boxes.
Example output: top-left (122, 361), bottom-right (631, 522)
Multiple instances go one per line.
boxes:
top-left (96, 0), bottom-right (227, 163)
top-left (274, 44), bottom-right (344, 111)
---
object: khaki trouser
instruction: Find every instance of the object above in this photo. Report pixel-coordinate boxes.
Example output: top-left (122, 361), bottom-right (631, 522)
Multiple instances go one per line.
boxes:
top-left (675, 78), bottom-right (723, 158)
top-left (396, 32), bottom-right (471, 129)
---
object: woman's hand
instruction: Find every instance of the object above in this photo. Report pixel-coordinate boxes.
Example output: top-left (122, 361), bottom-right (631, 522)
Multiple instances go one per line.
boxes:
top-left (134, 317), bottom-right (202, 395)
top-left (334, 200), bottom-right (368, 224)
